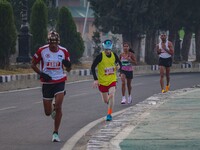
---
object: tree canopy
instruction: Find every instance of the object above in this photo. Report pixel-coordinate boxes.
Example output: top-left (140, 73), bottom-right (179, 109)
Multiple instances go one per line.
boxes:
top-left (57, 6), bottom-right (84, 63)
top-left (30, 0), bottom-right (48, 55)
top-left (89, 0), bottom-right (200, 63)
top-left (0, 0), bottom-right (17, 69)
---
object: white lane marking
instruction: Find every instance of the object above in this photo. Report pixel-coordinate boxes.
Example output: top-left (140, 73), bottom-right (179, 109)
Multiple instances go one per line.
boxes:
top-left (69, 93), bottom-right (88, 98)
top-left (34, 101), bottom-right (42, 104)
top-left (0, 87), bottom-right (41, 94)
top-left (0, 106), bottom-right (16, 111)
top-left (0, 80), bottom-right (93, 94)
top-left (0, 79), bottom-right (143, 95)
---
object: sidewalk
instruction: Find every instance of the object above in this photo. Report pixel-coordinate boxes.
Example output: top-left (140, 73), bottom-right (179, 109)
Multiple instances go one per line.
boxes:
top-left (86, 86), bottom-right (200, 150)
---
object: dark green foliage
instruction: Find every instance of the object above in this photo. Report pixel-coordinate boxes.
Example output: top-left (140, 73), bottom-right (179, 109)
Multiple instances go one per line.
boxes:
top-left (0, 0), bottom-right (17, 69)
top-left (8, 0), bottom-right (36, 31)
top-left (30, 0), bottom-right (48, 55)
top-left (74, 32), bottom-right (85, 62)
top-left (92, 30), bottom-right (101, 59)
top-left (57, 7), bottom-right (84, 63)
top-left (89, 0), bottom-right (200, 63)
top-left (48, 7), bottom-right (59, 30)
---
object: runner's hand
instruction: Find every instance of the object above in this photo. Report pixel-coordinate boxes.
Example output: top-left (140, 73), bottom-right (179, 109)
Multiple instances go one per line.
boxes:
top-left (62, 59), bottom-right (71, 72)
top-left (93, 80), bottom-right (99, 88)
top-left (62, 59), bottom-right (71, 68)
top-left (157, 49), bottom-right (161, 54)
top-left (40, 72), bottom-right (52, 81)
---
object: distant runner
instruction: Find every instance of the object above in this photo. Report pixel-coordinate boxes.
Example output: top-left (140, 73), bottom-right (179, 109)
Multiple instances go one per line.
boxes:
top-left (156, 31), bottom-right (174, 93)
top-left (91, 39), bottom-right (122, 121)
top-left (120, 42), bottom-right (137, 104)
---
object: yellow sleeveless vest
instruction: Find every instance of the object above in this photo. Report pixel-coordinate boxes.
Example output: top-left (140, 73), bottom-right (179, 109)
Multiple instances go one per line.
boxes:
top-left (97, 51), bottom-right (117, 86)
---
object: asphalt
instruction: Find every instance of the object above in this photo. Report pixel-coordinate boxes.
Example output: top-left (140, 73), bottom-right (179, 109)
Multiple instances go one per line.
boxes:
top-left (84, 85), bottom-right (200, 150)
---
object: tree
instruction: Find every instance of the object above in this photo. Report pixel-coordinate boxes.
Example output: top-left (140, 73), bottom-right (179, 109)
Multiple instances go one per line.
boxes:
top-left (92, 30), bottom-right (101, 59)
top-left (56, 6), bottom-right (84, 63)
top-left (0, 0), bottom-right (17, 69)
top-left (8, 0), bottom-right (36, 31)
top-left (89, 0), bottom-right (161, 64)
top-left (30, 0), bottom-right (48, 55)
top-left (89, 0), bottom-right (200, 64)
top-left (191, 0), bottom-right (200, 62)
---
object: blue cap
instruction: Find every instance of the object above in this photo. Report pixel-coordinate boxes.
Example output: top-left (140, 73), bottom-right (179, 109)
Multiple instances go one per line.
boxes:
top-left (102, 39), bottom-right (113, 50)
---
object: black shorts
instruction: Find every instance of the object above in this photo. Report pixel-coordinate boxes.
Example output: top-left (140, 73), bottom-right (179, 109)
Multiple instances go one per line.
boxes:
top-left (42, 82), bottom-right (65, 100)
top-left (121, 70), bottom-right (133, 79)
top-left (159, 57), bottom-right (172, 67)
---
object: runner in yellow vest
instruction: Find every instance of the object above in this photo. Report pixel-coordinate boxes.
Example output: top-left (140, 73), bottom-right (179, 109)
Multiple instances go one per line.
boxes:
top-left (91, 39), bottom-right (122, 121)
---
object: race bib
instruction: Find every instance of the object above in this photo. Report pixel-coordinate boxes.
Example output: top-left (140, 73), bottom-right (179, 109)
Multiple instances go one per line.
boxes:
top-left (105, 67), bottom-right (115, 75)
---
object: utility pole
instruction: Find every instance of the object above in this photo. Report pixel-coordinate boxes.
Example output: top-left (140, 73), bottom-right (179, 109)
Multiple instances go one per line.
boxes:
top-left (82, 1), bottom-right (90, 57)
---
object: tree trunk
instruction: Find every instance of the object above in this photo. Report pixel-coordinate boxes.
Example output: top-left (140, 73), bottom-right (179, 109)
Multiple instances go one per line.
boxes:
top-left (181, 29), bottom-right (192, 61)
top-left (131, 35), bottom-right (141, 63)
top-left (174, 32), bottom-right (182, 62)
top-left (195, 26), bottom-right (200, 62)
top-left (145, 30), bottom-right (158, 65)
top-left (168, 29), bottom-right (177, 46)
top-left (0, 55), bottom-right (9, 69)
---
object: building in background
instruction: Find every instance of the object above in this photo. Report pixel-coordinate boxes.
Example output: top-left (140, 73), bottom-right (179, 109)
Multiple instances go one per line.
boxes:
top-left (59, 0), bottom-right (96, 58)
top-left (59, 0), bottom-right (95, 38)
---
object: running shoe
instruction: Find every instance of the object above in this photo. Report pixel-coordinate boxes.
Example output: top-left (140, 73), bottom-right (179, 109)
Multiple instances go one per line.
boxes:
top-left (165, 85), bottom-right (170, 92)
top-left (106, 114), bottom-right (112, 121)
top-left (162, 89), bottom-right (166, 93)
top-left (52, 133), bottom-right (61, 142)
top-left (121, 97), bottom-right (126, 104)
top-left (127, 96), bottom-right (132, 104)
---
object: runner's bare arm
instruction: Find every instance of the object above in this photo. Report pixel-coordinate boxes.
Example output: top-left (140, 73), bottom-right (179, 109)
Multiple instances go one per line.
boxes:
top-left (130, 53), bottom-right (137, 65)
top-left (156, 44), bottom-right (161, 55)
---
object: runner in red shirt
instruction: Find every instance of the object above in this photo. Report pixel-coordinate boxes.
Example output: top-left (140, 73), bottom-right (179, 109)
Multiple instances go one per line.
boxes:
top-left (31, 31), bottom-right (71, 142)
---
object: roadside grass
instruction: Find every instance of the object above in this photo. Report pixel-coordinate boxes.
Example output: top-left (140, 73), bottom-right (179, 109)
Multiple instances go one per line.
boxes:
top-left (0, 61), bottom-right (92, 75)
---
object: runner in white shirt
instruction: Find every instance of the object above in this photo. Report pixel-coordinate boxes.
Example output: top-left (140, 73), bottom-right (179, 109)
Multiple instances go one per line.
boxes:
top-left (31, 31), bottom-right (71, 142)
top-left (156, 32), bottom-right (174, 93)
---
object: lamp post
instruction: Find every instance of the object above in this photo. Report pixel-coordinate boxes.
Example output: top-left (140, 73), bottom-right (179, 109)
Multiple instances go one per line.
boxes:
top-left (16, 0), bottom-right (31, 63)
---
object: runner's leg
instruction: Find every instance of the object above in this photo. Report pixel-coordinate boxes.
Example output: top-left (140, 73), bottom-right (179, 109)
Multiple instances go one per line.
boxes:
top-left (127, 78), bottom-right (132, 96)
top-left (108, 86), bottom-right (115, 113)
top-left (159, 66), bottom-right (165, 90)
top-left (166, 67), bottom-right (170, 86)
top-left (54, 92), bottom-right (64, 133)
top-left (100, 92), bottom-right (109, 104)
top-left (43, 99), bottom-right (53, 116)
top-left (121, 73), bottom-right (126, 97)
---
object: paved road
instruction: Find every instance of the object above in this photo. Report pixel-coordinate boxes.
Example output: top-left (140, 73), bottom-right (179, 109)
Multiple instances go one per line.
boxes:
top-left (0, 72), bottom-right (200, 150)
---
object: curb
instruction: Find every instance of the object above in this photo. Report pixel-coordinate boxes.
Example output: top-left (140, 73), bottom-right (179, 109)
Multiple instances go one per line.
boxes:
top-left (0, 69), bottom-right (92, 83)
top-left (0, 63), bottom-right (198, 83)
top-left (86, 87), bottom-right (200, 150)
top-left (0, 63), bottom-right (199, 91)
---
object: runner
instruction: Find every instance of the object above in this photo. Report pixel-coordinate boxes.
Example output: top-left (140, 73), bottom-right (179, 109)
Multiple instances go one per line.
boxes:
top-left (156, 31), bottom-right (174, 93)
top-left (31, 31), bottom-right (71, 142)
top-left (91, 39), bottom-right (122, 121)
top-left (120, 42), bottom-right (137, 104)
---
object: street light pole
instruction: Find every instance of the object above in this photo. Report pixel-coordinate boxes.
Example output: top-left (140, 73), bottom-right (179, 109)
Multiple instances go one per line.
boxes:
top-left (16, 0), bottom-right (31, 63)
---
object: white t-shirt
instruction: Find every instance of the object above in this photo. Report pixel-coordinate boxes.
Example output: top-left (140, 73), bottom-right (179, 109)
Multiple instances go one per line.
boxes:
top-left (159, 41), bottom-right (172, 58)
top-left (33, 44), bottom-right (70, 83)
